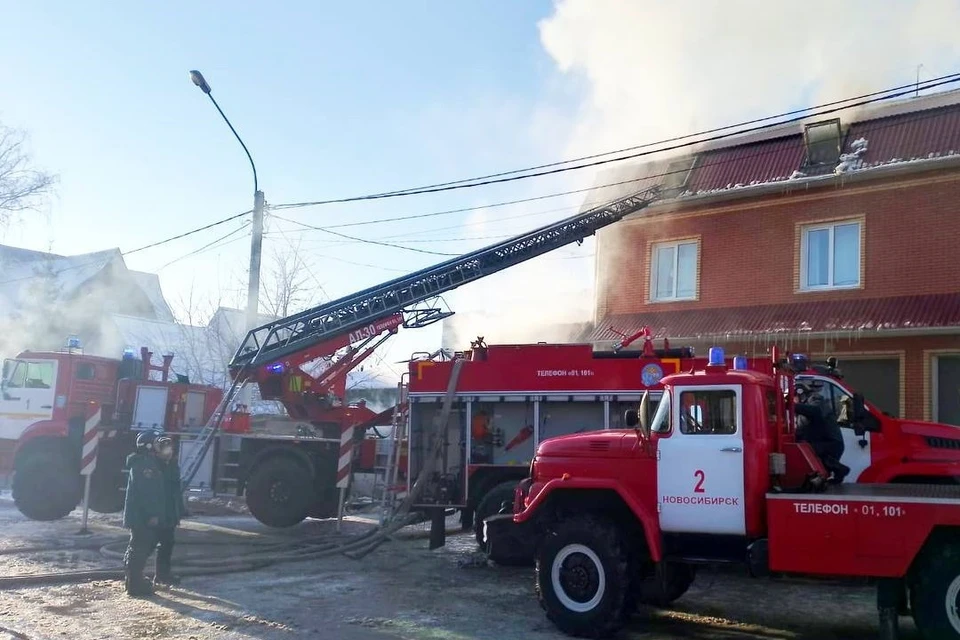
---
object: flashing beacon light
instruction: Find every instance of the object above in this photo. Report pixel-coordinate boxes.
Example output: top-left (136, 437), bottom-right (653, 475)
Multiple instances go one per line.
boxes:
top-left (66, 335), bottom-right (82, 349)
top-left (733, 355), bottom-right (748, 370)
top-left (266, 362), bottom-right (285, 375)
top-left (122, 347), bottom-right (136, 360)
top-left (708, 346), bottom-right (725, 367)
top-left (790, 353), bottom-right (809, 371)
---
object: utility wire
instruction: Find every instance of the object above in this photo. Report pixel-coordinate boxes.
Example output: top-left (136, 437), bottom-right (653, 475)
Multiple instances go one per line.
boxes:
top-left (157, 221), bottom-right (252, 271)
top-left (326, 73), bottom-right (960, 199)
top-left (271, 214), bottom-right (459, 257)
top-left (0, 209), bottom-right (253, 286)
top-left (272, 74), bottom-right (960, 208)
top-left (272, 83), bottom-right (960, 233)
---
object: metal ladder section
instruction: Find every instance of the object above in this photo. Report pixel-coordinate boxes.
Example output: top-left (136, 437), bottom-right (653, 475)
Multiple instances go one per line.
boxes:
top-left (179, 377), bottom-right (245, 492)
top-left (374, 376), bottom-right (410, 522)
top-left (229, 187), bottom-right (660, 371)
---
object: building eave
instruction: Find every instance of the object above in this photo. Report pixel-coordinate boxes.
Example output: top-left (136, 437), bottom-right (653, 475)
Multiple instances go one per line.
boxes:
top-left (626, 154), bottom-right (960, 219)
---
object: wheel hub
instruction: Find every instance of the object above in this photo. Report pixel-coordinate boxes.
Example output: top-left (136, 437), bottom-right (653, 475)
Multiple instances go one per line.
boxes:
top-left (551, 543), bottom-right (606, 613)
top-left (269, 480), bottom-right (289, 504)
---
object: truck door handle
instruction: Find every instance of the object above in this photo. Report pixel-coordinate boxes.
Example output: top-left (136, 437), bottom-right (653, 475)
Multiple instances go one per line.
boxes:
top-left (720, 446), bottom-right (742, 453)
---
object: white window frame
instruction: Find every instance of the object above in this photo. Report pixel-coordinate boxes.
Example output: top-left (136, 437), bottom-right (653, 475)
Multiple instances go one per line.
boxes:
top-left (650, 239), bottom-right (698, 302)
top-left (799, 220), bottom-right (861, 291)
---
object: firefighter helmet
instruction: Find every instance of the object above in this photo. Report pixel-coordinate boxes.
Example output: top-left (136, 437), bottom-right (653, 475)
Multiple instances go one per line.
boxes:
top-left (135, 429), bottom-right (163, 451)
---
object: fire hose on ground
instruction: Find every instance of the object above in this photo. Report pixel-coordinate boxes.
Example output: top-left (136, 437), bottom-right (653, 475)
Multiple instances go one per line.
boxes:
top-left (0, 360), bottom-right (468, 591)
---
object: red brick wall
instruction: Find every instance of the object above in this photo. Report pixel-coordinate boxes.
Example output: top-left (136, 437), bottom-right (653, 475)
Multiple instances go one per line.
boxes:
top-left (596, 170), bottom-right (960, 319)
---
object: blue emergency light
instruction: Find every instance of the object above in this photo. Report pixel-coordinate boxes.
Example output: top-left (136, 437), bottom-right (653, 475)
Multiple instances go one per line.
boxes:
top-left (66, 335), bottom-right (81, 349)
top-left (122, 347), bottom-right (136, 360)
top-left (266, 362), bottom-right (285, 375)
top-left (708, 346), bottom-right (725, 366)
top-left (790, 353), bottom-right (809, 370)
top-left (733, 355), bottom-right (748, 370)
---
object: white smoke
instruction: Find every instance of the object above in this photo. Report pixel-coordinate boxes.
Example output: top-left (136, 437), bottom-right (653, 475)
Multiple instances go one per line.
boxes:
top-left (444, 0), bottom-right (960, 349)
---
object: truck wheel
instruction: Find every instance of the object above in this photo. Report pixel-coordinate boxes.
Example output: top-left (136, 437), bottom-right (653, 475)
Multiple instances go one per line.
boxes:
top-left (12, 452), bottom-right (80, 521)
top-left (474, 481), bottom-right (517, 547)
top-left (89, 467), bottom-right (125, 513)
top-left (246, 457), bottom-right (313, 528)
top-left (911, 543), bottom-right (960, 638)
top-left (535, 514), bottom-right (630, 638)
top-left (635, 562), bottom-right (696, 606)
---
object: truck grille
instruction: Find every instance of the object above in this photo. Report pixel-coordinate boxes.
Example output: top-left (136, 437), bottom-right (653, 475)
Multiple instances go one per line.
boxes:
top-left (925, 436), bottom-right (960, 450)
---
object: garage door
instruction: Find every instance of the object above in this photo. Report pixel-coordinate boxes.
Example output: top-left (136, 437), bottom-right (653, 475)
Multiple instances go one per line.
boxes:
top-left (936, 356), bottom-right (960, 427)
top-left (839, 358), bottom-right (901, 418)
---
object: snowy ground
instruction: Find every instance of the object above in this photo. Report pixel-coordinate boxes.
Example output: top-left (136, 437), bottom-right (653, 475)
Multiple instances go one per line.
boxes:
top-left (0, 492), bottom-right (918, 640)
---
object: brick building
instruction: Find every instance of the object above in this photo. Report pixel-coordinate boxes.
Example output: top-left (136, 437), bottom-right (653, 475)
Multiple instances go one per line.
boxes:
top-left (587, 89), bottom-right (960, 425)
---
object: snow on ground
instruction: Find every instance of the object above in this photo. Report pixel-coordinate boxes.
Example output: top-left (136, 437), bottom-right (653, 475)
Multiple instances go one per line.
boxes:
top-left (0, 494), bottom-right (914, 640)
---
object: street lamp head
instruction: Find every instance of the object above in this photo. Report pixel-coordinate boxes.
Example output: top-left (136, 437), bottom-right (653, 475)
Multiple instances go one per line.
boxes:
top-left (189, 70), bottom-right (212, 94)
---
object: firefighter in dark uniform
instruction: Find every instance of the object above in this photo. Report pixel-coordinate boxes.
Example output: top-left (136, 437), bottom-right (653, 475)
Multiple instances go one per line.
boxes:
top-left (122, 429), bottom-right (182, 596)
top-left (794, 381), bottom-right (849, 483)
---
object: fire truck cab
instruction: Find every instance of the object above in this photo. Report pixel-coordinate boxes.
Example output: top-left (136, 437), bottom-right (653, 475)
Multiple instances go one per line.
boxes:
top-left (492, 347), bottom-right (960, 639)
top-left (0, 339), bottom-right (221, 521)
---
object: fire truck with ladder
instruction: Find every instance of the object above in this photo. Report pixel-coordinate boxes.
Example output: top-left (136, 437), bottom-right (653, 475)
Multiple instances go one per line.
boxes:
top-left (172, 179), bottom-right (960, 536)
top-left (483, 347), bottom-right (960, 640)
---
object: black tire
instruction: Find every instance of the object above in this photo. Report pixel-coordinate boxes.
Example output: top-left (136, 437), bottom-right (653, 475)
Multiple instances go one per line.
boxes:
top-left (245, 456), bottom-right (313, 528)
top-left (535, 514), bottom-right (630, 638)
top-left (12, 451), bottom-right (80, 521)
top-left (911, 542), bottom-right (960, 639)
top-left (635, 562), bottom-right (696, 606)
top-left (474, 481), bottom-right (517, 547)
top-left (88, 466), bottom-right (125, 513)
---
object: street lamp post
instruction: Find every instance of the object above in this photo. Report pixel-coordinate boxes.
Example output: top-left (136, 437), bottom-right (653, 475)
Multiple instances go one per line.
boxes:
top-left (190, 70), bottom-right (264, 408)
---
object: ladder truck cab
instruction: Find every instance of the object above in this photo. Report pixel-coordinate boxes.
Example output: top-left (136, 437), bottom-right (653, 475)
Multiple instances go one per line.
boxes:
top-left (0, 339), bottom-right (221, 521)
top-left (405, 330), bottom-right (696, 547)
top-left (489, 347), bottom-right (960, 640)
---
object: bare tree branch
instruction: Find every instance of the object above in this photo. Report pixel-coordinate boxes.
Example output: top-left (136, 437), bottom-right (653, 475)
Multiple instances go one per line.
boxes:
top-left (0, 123), bottom-right (57, 228)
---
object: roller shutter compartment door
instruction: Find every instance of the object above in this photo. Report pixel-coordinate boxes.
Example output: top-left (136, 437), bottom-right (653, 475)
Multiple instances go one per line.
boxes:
top-left (838, 358), bottom-right (900, 418)
top-left (936, 356), bottom-right (960, 427)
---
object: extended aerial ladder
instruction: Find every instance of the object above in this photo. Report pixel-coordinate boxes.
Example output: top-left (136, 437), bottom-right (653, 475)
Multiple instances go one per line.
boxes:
top-left (180, 185), bottom-right (660, 488)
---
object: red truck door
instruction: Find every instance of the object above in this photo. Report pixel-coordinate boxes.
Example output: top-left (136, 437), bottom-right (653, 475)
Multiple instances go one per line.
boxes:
top-left (656, 385), bottom-right (746, 535)
top-left (1, 358), bottom-right (59, 435)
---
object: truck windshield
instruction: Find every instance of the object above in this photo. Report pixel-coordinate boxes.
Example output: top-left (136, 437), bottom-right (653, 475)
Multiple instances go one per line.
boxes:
top-left (650, 390), bottom-right (671, 433)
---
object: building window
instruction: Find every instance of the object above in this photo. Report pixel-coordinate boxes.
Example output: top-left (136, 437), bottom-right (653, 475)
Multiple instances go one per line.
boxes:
top-left (650, 239), bottom-right (698, 301)
top-left (800, 220), bottom-right (861, 290)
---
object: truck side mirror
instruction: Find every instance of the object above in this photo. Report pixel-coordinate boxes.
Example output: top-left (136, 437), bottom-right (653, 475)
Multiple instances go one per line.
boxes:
top-left (637, 391), bottom-right (652, 438)
top-left (624, 409), bottom-right (639, 427)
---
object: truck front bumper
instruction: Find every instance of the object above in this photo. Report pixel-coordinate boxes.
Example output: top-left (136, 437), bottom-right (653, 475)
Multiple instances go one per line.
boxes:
top-left (482, 513), bottom-right (538, 566)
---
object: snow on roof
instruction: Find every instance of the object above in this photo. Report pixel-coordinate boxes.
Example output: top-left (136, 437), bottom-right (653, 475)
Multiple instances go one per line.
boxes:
top-left (582, 88), bottom-right (960, 212)
top-left (127, 271), bottom-right (176, 322)
top-left (0, 245), bottom-right (123, 308)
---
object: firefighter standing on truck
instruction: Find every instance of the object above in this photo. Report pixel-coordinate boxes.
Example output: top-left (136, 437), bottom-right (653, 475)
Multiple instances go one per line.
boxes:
top-left (122, 429), bottom-right (183, 596)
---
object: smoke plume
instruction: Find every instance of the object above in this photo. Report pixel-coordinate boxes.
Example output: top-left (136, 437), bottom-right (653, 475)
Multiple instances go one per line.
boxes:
top-left (445, 0), bottom-right (960, 349)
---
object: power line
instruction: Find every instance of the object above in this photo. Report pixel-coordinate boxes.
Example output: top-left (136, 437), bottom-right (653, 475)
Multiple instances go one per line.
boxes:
top-left (347, 73), bottom-right (960, 198)
top-left (271, 214), bottom-right (460, 257)
top-left (0, 209), bottom-right (254, 286)
top-left (272, 92), bottom-right (960, 252)
top-left (272, 73), bottom-right (960, 208)
top-left (157, 221), bottom-right (252, 271)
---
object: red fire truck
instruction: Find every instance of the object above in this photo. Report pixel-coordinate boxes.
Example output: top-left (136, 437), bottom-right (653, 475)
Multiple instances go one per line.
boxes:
top-left (410, 334), bottom-right (960, 554)
top-left (487, 347), bottom-right (960, 640)
top-left (406, 334), bottom-right (696, 545)
top-left (0, 341), bottom-right (222, 520)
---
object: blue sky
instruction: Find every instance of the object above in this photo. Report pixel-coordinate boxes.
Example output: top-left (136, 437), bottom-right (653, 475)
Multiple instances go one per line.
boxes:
top-left (4, 1), bottom-right (960, 380)
top-left (0, 1), bottom-right (595, 373)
